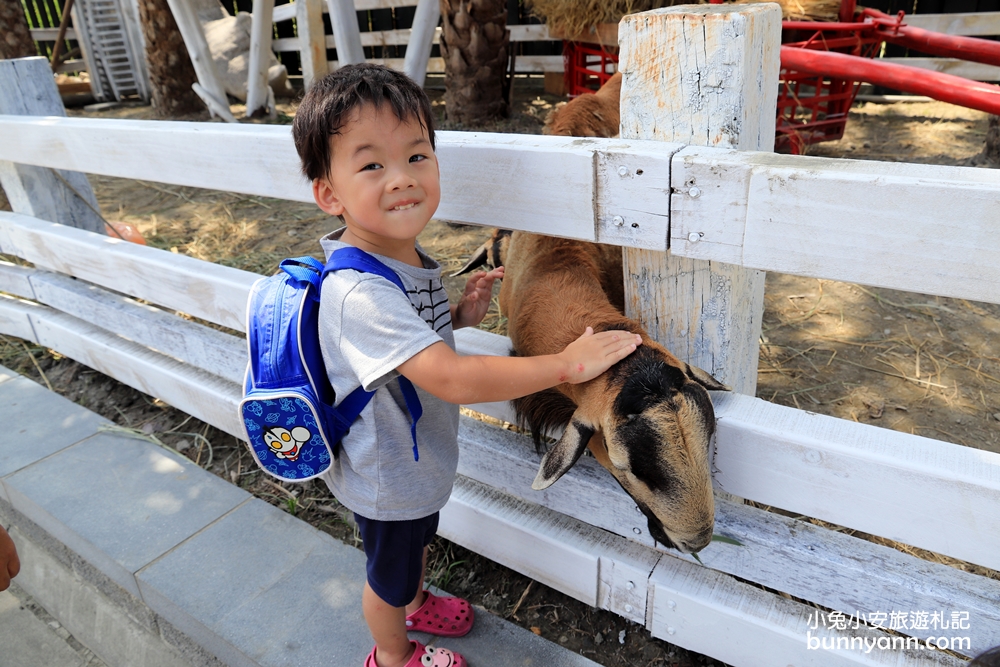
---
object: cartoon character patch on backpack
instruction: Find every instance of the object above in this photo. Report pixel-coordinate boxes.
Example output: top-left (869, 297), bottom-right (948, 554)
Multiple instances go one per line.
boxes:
top-left (240, 248), bottom-right (423, 483)
top-left (264, 425), bottom-right (311, 461)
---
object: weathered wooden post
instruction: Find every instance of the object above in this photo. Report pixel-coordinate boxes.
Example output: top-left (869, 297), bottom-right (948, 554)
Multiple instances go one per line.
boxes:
top-left (403, 0), bottom-right (440, 86)
top-left (245, 0), bottom-right (277, 118)
top-left (296, 0), bottom-right (329, 89)
top-left (0, 57), bottom-right (106, 234)
top-left (326, 0), bottom-right (366, 67)
top-left (619, 4), bottom-right (781, 397)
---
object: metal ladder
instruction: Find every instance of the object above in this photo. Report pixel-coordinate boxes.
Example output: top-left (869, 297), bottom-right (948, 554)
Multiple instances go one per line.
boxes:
top-left (73, 0), bottom-right (147, 101)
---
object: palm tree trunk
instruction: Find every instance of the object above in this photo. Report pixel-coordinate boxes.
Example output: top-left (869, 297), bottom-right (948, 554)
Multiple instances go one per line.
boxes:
top-left (136, 0), bottom-right (202, 115)
top-left (438, 0), bottom-right (510, 124)
top-left (1, 0), bottom-right (38, 60)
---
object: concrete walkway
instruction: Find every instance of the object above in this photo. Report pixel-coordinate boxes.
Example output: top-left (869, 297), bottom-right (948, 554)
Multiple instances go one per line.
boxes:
top-left (0, 584), bottom-right (107, 667)
top-left (0, 364), bottom-right (599, 667)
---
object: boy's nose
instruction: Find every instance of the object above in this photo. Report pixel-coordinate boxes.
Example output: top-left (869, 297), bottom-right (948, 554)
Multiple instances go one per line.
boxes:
top-left (387, 167), bottom-right (417, 190)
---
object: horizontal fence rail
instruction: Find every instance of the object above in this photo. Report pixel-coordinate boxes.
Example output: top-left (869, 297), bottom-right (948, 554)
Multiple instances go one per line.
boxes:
top-left (1, 232), bottom-right (999, 659)
top-left (1, 116), bottom-right (999, 306)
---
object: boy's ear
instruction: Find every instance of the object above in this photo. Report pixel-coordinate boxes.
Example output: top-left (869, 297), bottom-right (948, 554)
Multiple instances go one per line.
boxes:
top-left (312, 178), bottom-right (345, 217)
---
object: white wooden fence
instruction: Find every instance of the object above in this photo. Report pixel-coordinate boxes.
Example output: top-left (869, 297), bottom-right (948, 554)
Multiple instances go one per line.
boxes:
top-left (1, 6), bottom-right (999, 664)
top-left (267, 0), bottom-right (563, 79)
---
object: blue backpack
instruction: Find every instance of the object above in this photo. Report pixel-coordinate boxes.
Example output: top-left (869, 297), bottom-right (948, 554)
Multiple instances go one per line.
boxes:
top-left (240, 247), bottom-right (423, 483)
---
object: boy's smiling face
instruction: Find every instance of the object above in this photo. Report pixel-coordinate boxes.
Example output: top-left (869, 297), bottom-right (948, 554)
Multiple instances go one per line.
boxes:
top-left (313, 103), bottom-right (440, 262)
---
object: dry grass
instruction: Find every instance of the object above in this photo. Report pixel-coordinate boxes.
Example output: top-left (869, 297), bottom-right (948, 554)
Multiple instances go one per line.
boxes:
top-left (735, 0), bottom-right (841, 21)
top-left (525, 0), bottom-right (684, 39)
top-left (526, 0), bottom-right (840, 37)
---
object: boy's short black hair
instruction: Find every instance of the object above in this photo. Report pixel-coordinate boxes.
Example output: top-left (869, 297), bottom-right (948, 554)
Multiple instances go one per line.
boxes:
top-left (292, 63), bottom-right (436, 182)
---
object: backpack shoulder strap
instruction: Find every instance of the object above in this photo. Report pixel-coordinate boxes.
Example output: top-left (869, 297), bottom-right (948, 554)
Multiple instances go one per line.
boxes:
top-left (323, 246), bottom-right (424, 461)
top-left (278, 255), bottom-right (325, 289)
top-left (323, 246), bottom-right (406, 292)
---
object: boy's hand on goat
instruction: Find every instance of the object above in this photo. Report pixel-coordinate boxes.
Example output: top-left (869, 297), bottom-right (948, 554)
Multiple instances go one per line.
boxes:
top-left (451, 266), bottom-right (504, 329)
top-left (558, 327), bottom-right (642, 384)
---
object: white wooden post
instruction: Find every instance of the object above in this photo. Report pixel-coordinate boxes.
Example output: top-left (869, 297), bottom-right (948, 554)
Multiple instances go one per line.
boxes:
top-left (296, 0), bottom-right (329, 89)
top-left (246, 0), bottom-right (276, 118)
top-left (403, 0), bottom-right (439, 86)
top-left (164, 0), bottom-right (236, 122)
top-left (0, 58), bottom-right (106, 235)
top-left (618, 4), bottom-right (782, 396)
top-left (326, 0), bottom-right (365, 67)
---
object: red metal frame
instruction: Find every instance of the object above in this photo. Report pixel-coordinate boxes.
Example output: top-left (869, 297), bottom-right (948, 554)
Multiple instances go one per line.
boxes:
top-left (776, 8), bottom-right (883, 153)
top-left (560, 0), bottom-right (1000, 152)
top-left (562, 41), bottom-right (618, 97)
top-left (778, 3), bottom-right (1000, 153)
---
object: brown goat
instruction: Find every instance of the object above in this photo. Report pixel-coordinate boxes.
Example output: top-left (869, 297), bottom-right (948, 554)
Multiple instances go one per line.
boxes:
top-left (544, 72), bottom-right (622, 138)
top-left (458, 230), bottom-right (728, 554)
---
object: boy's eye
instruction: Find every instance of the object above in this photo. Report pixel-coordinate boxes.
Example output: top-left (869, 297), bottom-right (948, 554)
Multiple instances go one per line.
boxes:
top-left (361, 163), bottom-right (382, 171)
top-left (410, 154), bottom-right (427, 163)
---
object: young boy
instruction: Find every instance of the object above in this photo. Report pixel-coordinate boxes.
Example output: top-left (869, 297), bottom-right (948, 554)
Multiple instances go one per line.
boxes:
top-left (292, 64), bottom-right (641, 667)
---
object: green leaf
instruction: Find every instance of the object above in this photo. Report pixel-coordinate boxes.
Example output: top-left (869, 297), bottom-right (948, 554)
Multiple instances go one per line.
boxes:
top-left (711, 534), bottom-right (744, 546)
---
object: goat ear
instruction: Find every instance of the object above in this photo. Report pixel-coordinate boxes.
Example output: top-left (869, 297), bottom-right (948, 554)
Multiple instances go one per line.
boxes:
top-left (685, 363), bottom-right (731, 392)
top-left (532, 416), bottom-right (596, 490)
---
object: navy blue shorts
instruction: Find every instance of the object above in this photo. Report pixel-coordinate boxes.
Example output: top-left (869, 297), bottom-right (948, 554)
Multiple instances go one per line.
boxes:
top-left (354, 512), bottom-right (439, 607)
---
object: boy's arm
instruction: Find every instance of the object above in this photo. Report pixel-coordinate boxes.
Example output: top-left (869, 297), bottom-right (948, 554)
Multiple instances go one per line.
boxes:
top-left (396, 327), bottom-right (641, 405)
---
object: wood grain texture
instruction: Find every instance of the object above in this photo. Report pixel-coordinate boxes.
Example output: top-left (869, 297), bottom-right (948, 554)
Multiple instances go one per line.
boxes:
top-left (0, 212), bottom-right (258, 332)
top-left (647, 557), bottom-right (967, 666)
top-left (711, 391), bottom-right (1000, 573)
top-left (618, 5), bottom-right (781, 396)
top-left (0, 58), bottom-right (105, 235)
top-left (0, 294), bottom-right (42, 342)
top-left (0, 260), bottom-right (36, 300)
top-left (669, 148), bottom-right (1000, 305)
top-left (28, 270), bottom-right (247, 383)
top-left (441, 475), bottom-right (663, 621)
top-left (594, 145), bottom-right (682, 249)
top-left (0, 301), bottom-right (244, 436)
top-left (295, 0), bottom-right (328, 89)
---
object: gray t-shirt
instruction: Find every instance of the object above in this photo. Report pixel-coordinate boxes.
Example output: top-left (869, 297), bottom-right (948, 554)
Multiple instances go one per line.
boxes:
top-left (317, 229), bottom-right (460, 521)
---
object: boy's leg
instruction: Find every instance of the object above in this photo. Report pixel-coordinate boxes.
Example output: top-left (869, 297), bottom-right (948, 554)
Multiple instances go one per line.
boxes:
top-left (356, 513), bottom-right (443, 666)
top-left (404, 546), bottom-right (429, 615)
top-left (362, 582), bottom-right (414, 667)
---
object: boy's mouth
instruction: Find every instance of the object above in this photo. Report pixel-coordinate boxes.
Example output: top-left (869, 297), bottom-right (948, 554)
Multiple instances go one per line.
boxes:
top-left (391, 202), bottom-right (417, 211)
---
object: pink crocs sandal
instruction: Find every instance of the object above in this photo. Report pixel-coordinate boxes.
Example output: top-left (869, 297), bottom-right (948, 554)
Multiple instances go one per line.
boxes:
top-left (405, 590), bottom-right (475, 637)
top-left (364, 641), bottom-right (466, 667)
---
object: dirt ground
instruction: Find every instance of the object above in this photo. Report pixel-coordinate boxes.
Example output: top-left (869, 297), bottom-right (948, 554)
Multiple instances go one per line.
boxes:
top-left (1, 74), bottom-right (998, 667)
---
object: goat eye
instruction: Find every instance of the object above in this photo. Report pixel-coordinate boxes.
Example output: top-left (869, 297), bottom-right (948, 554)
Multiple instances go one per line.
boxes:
top-left (625, 413), bottom-right (638, 422)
